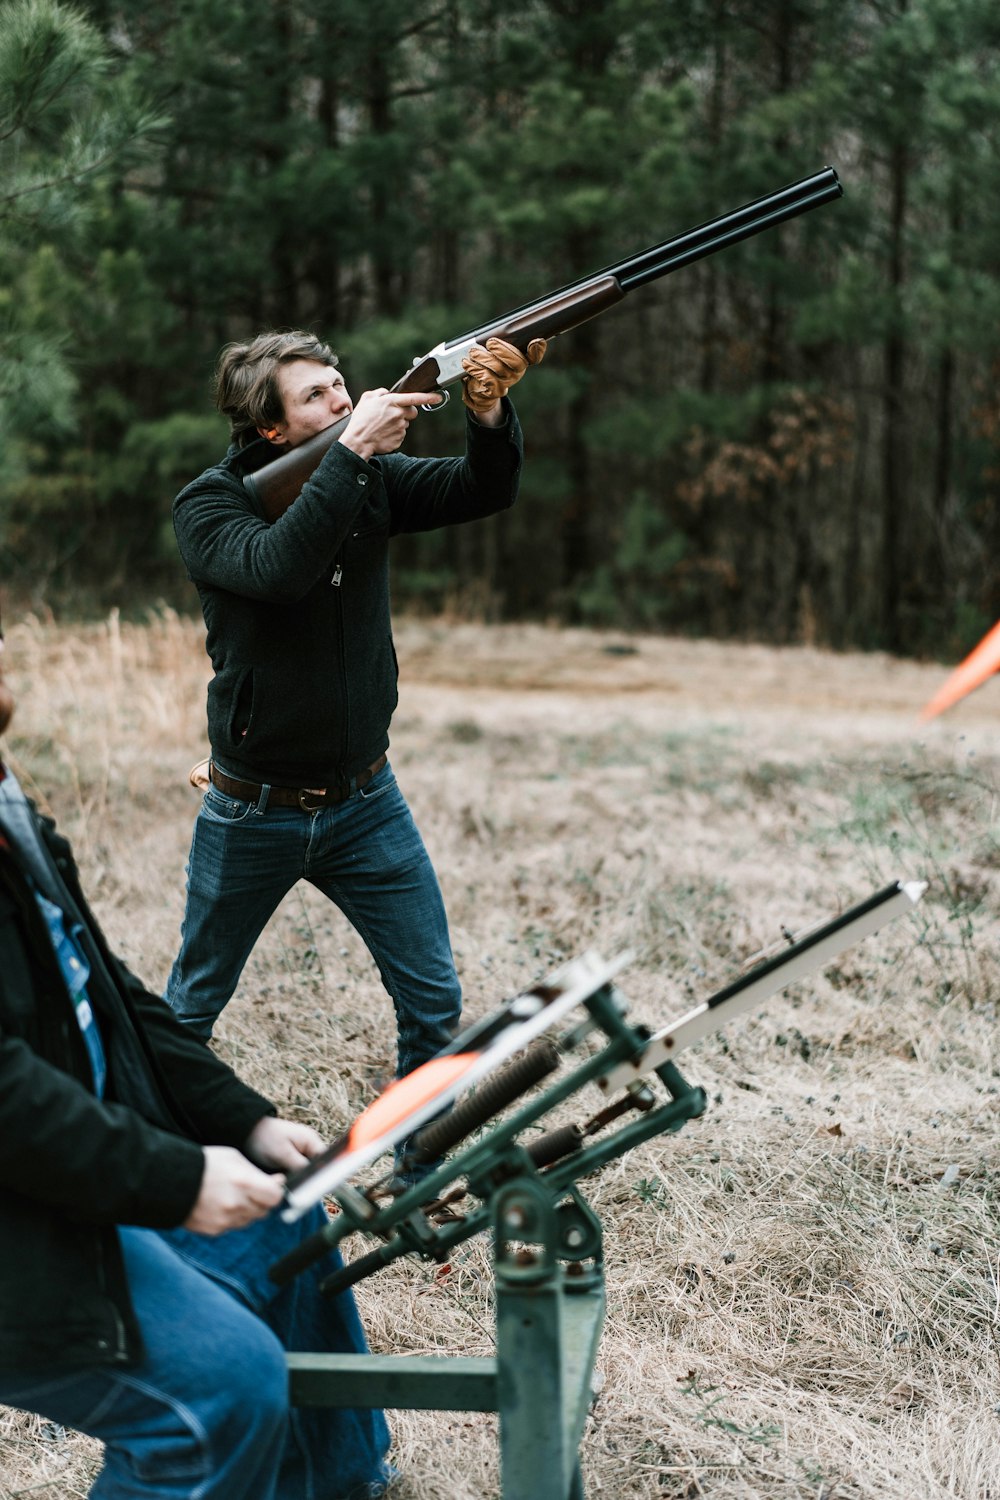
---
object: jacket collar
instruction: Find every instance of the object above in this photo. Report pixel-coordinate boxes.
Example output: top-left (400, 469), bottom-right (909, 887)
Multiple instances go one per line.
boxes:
top-left (0, 771), bottom-right (68, 905)
top-left (224, 434), bottom-right (279, 477)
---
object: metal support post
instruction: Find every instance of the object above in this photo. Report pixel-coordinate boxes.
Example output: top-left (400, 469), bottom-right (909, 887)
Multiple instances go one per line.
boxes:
top-left (288, 1176), bottom-right (606, 1500)
top-left (492, 1176), bottom-right (604, 1500)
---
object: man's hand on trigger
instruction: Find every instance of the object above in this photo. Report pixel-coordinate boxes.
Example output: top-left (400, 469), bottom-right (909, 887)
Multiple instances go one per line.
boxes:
top-left (244, 1115), bottom-right (325, 1173)
top-left (461, 336), bottom-right (547, 422)
top-left (182, 1145), bottom-right (285, 1235)
top-left (339, 388), bottom-right (443, 462)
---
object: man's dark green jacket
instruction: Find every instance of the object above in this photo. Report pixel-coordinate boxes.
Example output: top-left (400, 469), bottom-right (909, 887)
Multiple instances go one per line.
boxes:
top-left (0, 779), bottom-right (274, 1368)
top-left (173, 404), bottom-right (523, 787)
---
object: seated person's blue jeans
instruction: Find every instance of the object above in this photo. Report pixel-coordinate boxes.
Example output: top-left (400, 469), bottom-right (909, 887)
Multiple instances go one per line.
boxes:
top-left (0, 1206), bottom-right (392, 1500)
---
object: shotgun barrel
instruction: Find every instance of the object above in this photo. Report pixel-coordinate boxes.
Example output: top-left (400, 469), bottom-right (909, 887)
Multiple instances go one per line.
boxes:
top-left (444, 165), bottom-right (842, 327)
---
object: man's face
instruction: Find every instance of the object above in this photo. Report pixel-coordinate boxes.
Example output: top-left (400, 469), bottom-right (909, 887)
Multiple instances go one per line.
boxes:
top-left (266, 359), bottom-right (353, 448)
top-left (0, 627), bottom-right (14, 738)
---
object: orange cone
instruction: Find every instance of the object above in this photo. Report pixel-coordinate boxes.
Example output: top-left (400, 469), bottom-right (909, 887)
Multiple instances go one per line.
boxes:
top-left (921, 619), bottom-right (1000, 720)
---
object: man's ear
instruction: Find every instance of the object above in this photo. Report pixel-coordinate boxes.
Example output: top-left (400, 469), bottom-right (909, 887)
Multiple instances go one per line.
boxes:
top-left (258, 424), bottom-right (285, 443)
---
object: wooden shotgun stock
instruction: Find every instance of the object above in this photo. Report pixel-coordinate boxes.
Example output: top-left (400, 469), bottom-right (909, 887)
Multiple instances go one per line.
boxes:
top-left (245, 167), bottom-right (843, 522)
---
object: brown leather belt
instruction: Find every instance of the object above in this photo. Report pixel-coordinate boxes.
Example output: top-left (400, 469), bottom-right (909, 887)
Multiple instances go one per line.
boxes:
top-left (209, 754), bottom-right (387, 811)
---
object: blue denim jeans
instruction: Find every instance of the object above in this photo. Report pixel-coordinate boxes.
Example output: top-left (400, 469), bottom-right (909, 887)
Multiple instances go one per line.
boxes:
top-left (165, 761), bottom-right (462, 1078)
top-left (0, 1207), bottom-right (392, 1500)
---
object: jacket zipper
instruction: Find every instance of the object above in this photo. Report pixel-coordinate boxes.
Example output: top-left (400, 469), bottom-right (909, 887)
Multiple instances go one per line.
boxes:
top-left (334, 563), bottom-right (350, 765)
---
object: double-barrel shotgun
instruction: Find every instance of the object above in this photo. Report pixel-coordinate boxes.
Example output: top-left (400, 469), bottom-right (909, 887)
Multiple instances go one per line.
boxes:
top-left (245, 166), bottom-right (843, 521)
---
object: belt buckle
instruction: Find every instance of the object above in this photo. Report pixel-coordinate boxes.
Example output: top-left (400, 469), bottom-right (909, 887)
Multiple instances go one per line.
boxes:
top-left (298, 787), bottom-right (327, 811)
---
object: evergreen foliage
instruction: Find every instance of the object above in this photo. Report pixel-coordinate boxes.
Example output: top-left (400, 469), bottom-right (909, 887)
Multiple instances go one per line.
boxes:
top-left (1, 0), bottom-right (998, 653)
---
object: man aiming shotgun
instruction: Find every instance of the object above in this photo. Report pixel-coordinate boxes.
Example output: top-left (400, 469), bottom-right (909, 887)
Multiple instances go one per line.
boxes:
top-left (165, 326), bottom-right (546, 1191)
top-left (166, 169), bottom-right (842, 1191)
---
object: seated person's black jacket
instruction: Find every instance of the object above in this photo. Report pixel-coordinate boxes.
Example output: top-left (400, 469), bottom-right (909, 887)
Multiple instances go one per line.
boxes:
top-left (0, 797), bottom-right (274, 1370)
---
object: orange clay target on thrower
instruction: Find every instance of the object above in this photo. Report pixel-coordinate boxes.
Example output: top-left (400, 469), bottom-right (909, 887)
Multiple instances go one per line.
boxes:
top-left (346, 1056), bottom-right (476, 1151)
top-left (281, 949), bottom-right (632, 1220)
top-left (921, 619), bottom-right (1000, 720)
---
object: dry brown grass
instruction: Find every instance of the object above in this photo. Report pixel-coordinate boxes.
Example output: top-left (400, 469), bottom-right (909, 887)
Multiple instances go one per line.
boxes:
top-left (2, 609), bottom-right (999, 1500)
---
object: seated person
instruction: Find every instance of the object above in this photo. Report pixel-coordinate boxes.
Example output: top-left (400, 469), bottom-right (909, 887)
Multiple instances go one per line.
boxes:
top-left (0, 611), bottom-right (391, 1500)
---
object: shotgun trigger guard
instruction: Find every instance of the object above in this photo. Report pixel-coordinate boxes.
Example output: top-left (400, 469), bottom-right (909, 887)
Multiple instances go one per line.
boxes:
top-left (421, 388), bottom-right (449, 413)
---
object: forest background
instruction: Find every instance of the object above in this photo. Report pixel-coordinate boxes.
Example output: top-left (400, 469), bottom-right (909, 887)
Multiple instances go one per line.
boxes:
top-left (2, 0), bottom-right (1000, 656)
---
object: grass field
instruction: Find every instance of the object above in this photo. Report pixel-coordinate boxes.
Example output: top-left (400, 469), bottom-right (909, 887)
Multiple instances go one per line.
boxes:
top-left (2, 610), bottom-right (999, 1500)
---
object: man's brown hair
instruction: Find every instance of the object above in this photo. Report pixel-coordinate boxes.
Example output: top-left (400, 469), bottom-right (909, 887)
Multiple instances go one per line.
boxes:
top-left (214, 330), bottom-right (338, 447)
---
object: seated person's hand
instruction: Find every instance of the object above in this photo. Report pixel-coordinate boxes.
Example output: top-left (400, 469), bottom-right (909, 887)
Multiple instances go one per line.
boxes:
top-left (183, 1145), bottom-right (285, 1235)
top-left (243, 1115), bottom-right (325, 1172)
top-left (461, 336), bottom-right (547, 415)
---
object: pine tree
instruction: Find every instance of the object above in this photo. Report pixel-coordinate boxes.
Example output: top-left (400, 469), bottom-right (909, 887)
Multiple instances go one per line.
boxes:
top-left (0, 0), bottom-right (156, 439)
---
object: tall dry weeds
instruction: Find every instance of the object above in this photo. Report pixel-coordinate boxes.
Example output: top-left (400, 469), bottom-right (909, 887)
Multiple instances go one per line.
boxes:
top-left (2, 611), bottom-right (998, 1499)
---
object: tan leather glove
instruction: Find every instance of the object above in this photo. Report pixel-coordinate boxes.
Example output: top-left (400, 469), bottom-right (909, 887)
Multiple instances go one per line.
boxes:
top-left (461, 336), bottom-right (547, 414)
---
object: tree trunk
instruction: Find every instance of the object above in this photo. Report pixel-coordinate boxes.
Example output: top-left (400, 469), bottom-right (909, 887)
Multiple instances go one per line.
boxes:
top-left (881, 135), bottom-right (908, 651)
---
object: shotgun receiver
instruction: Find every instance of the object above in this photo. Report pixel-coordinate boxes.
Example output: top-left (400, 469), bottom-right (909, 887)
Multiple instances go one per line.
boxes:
top-left (245, 166), bottom-right (843, 521)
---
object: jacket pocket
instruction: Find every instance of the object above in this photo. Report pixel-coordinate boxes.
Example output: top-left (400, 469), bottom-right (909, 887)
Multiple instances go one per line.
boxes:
top-left (200, 787), bottom-right (257, 825)
top-left (227, 666), bottom-right (255, 749)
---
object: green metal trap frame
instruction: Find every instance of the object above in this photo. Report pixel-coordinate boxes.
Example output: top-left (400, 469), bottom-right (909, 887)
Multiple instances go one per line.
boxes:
top-left (273, 881), bottom-right (924, 1500)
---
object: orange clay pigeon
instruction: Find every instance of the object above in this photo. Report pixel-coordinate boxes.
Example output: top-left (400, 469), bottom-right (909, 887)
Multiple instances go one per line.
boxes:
top-left (921, 619), bottom-right (1000, 720)
top-left (281, 950), bottom-right (631, 1220)
top-left (342, 1055), bottom-right (475, 1152)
